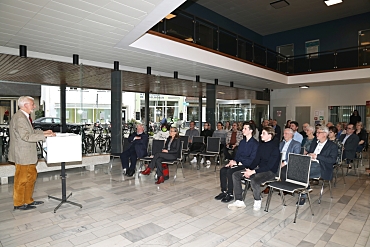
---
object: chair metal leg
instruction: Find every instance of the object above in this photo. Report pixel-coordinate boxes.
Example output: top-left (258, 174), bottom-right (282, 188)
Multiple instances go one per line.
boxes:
top-left (264, 187), bottom-right (273, 212)
top-left (334, 166), bottom-right (338, 187)
top-left (242, 181), bottom-right (250, 202)
top-left (280, 191), bottom-right (286, 206)
top-left (341, 165), bottom-right (346, 184)
top-left (307, 192), bottom-right (314, 216)
top-left (329, 180), bottom-right (333, 199)
top-left (294, 193), bottom-right (302, 223)
top-left (318, 180), bottom-right (324, 204)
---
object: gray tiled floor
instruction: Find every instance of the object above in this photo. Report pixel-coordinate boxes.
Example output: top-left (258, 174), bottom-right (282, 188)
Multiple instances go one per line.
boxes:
top-left (1, 156), bottom-right (370, 247)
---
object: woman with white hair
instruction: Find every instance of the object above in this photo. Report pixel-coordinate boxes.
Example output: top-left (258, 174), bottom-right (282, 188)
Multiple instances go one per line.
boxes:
top-left (302, 125), bottom-right (315, 154)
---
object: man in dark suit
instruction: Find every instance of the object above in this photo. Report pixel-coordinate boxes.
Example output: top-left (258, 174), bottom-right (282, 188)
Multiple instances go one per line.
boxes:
top-left (298, 126), bottom-right (337, 205)
top-left (279, 128), bottom-right (301, 181)
top-left (120, 124), bottom-right (148, 176)
top-left (339, 123), bottom-right (359, 168)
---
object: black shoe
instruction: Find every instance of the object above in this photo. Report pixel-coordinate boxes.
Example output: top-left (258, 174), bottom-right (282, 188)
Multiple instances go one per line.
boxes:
top-left (296, 197), bottom-right (306, 206)
top-left (14, 204), bottom-right (36, 210)
top-left (126, 169), bottom-right (135, 177)
top-left (28, 201), bottom-right (44, 206)
top-left (214, 192), bottom-right (227, 200)
top-left (348, 165), bottom-right (352, 169)
top-left (221, 193), bottom-right (234, 203)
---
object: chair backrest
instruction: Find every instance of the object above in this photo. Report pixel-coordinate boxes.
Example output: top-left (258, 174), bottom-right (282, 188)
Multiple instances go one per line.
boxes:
top-left (178, 141), bottom-right (184, 159)
top-left (206, 137), bottom-right (220, 153)
top-left (180, 136), bottom-right (189, 150)
top-left (151, 139), bottom-right (165, 156)
top-left (192, 136), bottom-right (204, 143)
top-left (275, 153), bottom-right (284, 180)
top-left (300, 147), bottom-right (305, 155)
top-left (123, 138), bottom-right (130, 152)
top-left (285, 153), bottom-right (311, 187)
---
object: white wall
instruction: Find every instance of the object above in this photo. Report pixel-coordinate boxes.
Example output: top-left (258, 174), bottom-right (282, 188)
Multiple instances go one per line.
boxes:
top-left (271, 82), bottom-right (370, 128)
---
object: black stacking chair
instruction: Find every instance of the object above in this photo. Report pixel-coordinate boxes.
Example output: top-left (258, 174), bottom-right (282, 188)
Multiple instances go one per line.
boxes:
top-left (188, 136), bottom-right (204, 169)
top-left (300, 147), bottom-right (305, 155)
top-left (109, 137), bottom-right (130, 171)
top-left (264, 153), bottom-right (313, 223)
top-left (162, 141), bottom-right (185, 181)
top-left (138, 139), bottom-right (164, 177)
top-left (180, 135), bottom-right (190, 162)
top-left (333, 147), bottom-right (345, 187)
top-left (199, 137), bottom-right (221, 171)
top-left (241, 153), bottom-right (283, 201)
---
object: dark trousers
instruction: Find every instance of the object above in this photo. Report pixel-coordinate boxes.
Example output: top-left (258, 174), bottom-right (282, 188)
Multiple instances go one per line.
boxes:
top-left (148, 152), bottom-right (177, 176)
top-left (220, 166), bottom-right (245, 194)
top-left (120, 147), bottom-right (137, 170)
top-left (223, 145), bottom-right (238, 160)
top-left (233, 170), bottom-right (275, 201)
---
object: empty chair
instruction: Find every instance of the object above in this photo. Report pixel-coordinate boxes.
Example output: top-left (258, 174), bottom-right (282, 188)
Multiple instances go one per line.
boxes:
top-left (264, 153), bottom-right (313, 223)
top-left (199, 137), bottom-right (221, 171)
top-left (188, 136), bottom-right (205, 169)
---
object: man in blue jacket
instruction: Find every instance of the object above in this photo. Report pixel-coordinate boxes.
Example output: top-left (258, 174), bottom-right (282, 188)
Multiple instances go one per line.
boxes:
top-left (120, 124), bottom-right (148, 177)
top-left (214, 122), bottom-right (259, 203)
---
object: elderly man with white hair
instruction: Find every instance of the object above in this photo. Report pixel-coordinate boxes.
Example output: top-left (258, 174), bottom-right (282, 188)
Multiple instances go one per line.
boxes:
top-left (298, 125), bottom-right (337, 205)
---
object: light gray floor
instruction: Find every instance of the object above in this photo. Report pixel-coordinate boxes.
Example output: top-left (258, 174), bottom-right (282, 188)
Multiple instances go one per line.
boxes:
top-left (0, 156), bottom-right (370, 247)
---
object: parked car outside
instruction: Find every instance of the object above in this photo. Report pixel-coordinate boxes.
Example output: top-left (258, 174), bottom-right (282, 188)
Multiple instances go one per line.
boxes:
top-left (33, 117), bottom-right (81, 134)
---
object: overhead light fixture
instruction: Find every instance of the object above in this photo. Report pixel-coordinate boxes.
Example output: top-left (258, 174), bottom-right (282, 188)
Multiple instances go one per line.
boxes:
top-left (270, 0), bottom-right (290, 9)
top-left (299, 85), bottom-right (309, 89)
top-left (218, 92), bottom-right (225, 95)
top-left (19, 45), bottom-right (27, 58)
top-left (8, 69), bottom-right (19, 75)
top-left (324, 0), bottom-right (342, 6)
top-left (185, 37), bottom-right (193, 42)
top-left (165, 13), bottom-right (176, 20)
top-left (114, 61), bottom-right (119, 71)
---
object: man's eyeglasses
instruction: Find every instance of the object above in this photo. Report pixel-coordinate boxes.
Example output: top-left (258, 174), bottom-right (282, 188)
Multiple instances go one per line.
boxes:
top-left (316, 131), bottom-right (325, 134)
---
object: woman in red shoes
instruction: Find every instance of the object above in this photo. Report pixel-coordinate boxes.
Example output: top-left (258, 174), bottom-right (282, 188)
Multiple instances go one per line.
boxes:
top-left (141, 127), bottom-right (181, 184)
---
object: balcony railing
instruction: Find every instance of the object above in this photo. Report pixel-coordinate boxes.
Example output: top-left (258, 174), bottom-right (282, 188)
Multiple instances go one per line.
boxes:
top-left (151, 10), bottom-right (370, 75)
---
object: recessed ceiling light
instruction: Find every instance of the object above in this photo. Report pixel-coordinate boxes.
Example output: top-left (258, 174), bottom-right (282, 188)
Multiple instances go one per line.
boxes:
top-left (270, 0), bottom-right (290, 9)
top-left (218, 92), bottom-right (225, 94)
top-left (165, 14), bottom-right (176, 20)
top-left (185, 37), bottom-right (193, 42)
top-left (324, 0), bottom-right (342, 6)
top-left (8, 69), bottom-right (19, 75)
top-left (299, 85), bottom-right (309, 89)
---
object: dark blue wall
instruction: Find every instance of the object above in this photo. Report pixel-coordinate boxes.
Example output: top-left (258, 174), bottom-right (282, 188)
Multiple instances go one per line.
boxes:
top-left (263, 12), bottom-right (370, 56)
top-left (179, 2), bottom-right (263, 44)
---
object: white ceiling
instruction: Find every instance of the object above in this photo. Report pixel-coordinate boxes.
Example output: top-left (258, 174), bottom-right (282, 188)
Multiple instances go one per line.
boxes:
top-left (0, 0), bottom-right (368, 92)
top-left (192, 0), bottom-right (370, 35)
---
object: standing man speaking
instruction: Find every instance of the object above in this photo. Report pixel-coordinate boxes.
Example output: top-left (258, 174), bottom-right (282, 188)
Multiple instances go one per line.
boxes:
top-left (9, 96), bottom-right (55, 210)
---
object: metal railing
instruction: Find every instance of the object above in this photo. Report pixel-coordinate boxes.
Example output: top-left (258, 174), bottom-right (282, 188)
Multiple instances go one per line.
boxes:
top-left (151, 10), bottom-right (370, 74)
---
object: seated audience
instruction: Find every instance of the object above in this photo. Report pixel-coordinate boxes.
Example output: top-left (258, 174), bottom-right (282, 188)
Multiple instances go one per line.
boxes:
top-left (259, 119), bottom-right (270, 142)
top-left (212, 122), bottom-right (228, 158)
top-left (153, 126), bottom-right (169, 140)
top-left (185, 121), bottom-right (200, 163)
top-left (228, 126), bottom-right (280, 211)
top-left (349, 109), bottom-right (361, 126)
top-left (120, 124), bottom-right (148, 177)
top-left (279, 128), bottom-right (301, 181)
top-left (339, 123), bottom-right (359, 168)
top-left (200, 122), bottom-right (215, 168)
top-left (248, 120), bottom-right (259, 140)
top-left (300, 123), bottom-right (309, 139)
top-left (298, 126), bottom-right (337, 205)
top-left (224, 121), bottom-right (231, 131)
top-left (326, 122), bottom-right (334, 128)
top-left (328, 126), bottom-right (343, 165)
top-left (355, 122), bottom-right (367, 152)
top-left (141, 127), bottom-right (181, 184)
top-left (290, 121), bottom-right (303, 144)
top-left (336, 122), bottom-right (344, 138)
top-left (214, 122), bottom-right (259, 203)
top-left (272, 119), bottom-right (282, 142)
top-left (223, 122), bottom-right (243, 161)
top-left (285, 120), bottom-right (291, 129)
top-left (302, 125), bottom-right (316, 154)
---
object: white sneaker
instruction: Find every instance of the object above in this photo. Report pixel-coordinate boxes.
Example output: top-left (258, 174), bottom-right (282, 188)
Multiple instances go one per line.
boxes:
top-left (228, 200), bottom-right (246, 210)
top-left (122, 168), bottom-right (127, 175)
top-left (190, 157), bottom-right (197, 163)
top-left (253, 199), bottom-right (262, 211)
top-left (200, 158), bottom-right (204, 164)
top-left (205, 160), bottom-right (211, 168)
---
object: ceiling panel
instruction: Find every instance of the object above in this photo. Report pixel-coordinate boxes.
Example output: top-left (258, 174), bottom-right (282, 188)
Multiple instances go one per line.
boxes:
top-left (1, 0), bottom-right (43, 13)
top-left (52, 0), bottom-right (102, 12)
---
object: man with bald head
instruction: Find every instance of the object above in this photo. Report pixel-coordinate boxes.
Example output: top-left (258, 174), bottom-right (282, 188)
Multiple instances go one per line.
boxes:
top-left (120, 124), bottom-right (148, 176)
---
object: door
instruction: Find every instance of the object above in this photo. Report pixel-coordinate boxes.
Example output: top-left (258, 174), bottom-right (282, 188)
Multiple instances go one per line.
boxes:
top-left (273, 107), bottom-right (286, 129)
top-left (295, 107), bottom-right (311, 131)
